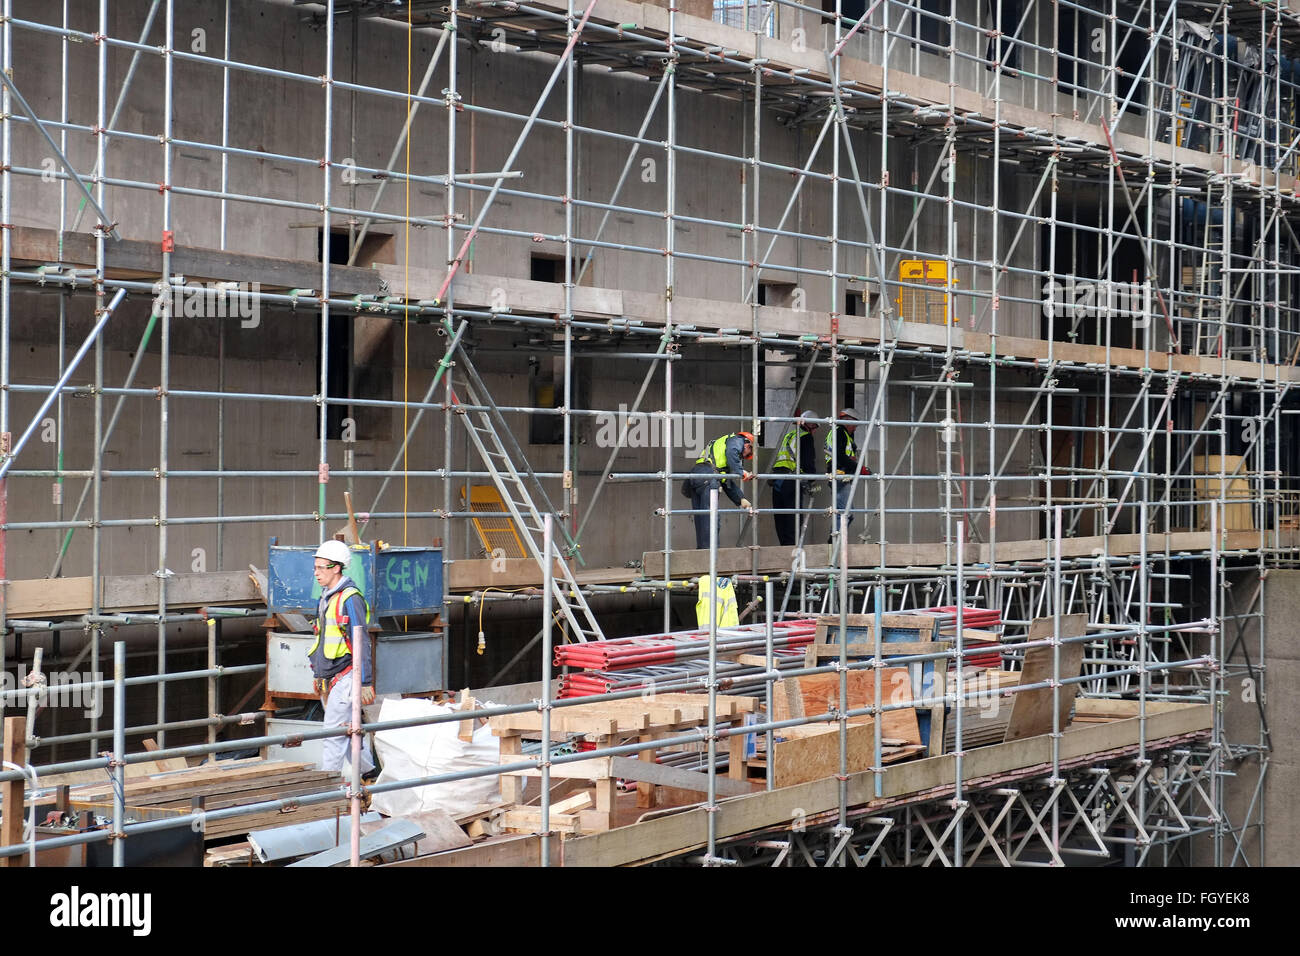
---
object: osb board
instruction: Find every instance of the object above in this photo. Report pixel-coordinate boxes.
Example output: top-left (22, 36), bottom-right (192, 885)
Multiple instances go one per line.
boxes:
top-left (772, 719), bottom-right (876, 788)
top-left (1003, 614), bottom-right (1088, 743)
top-left (772, 668), bottom-right (921, 746)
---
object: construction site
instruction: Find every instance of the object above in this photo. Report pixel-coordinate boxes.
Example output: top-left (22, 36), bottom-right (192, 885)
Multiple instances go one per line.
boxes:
top-left (0, 0), bottom-right (1295, 870)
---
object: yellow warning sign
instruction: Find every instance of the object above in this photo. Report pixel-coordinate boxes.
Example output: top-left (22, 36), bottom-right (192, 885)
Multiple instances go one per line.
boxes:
top-left (898, 259), bottom-right (953, 325)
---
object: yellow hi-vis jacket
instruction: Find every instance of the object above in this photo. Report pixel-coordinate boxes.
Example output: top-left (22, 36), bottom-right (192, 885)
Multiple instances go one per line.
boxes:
top-left (773, 427), bottom-right (811, 472)
top-left (308, 584), bottom-right (367, 668)
top-left (696, 434), bottom-right (734, 471)
top-left (696, 574), bottom-right (739, 630)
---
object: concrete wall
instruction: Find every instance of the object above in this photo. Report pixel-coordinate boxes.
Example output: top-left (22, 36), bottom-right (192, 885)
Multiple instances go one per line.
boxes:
top-left (1226, 569), bottom-right (1300, 865)
top-left (2, 0), bottom-right (1046, 579)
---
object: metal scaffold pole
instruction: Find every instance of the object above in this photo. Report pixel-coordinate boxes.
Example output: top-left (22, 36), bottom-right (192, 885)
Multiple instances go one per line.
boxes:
top-left (0, 0), bottom-right (1295, 867)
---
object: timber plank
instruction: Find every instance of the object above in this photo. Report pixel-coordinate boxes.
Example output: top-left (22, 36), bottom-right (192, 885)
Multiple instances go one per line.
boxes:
top-left (643, 530), bottom-right (1261, 579)
top-left (1, 718), bottom-right (26, 864)
top-left (383, 833), bottom-right (562, 867)
top-left (142, 739), bottom-right (188, 773)
top-left (604, 756), bottom-right (756, 797)
top-left (491, 712), bottom-right (624, 735)
top-left (70, 761), bottom-right (316, 800)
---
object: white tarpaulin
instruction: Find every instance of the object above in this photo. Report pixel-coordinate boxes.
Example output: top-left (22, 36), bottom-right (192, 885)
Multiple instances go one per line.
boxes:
top-left (370, 697), bottom-right (501, 819)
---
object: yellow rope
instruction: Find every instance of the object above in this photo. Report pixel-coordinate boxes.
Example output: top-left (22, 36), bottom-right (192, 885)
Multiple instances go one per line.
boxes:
top-left (403, 0), bottom-right (412, 550)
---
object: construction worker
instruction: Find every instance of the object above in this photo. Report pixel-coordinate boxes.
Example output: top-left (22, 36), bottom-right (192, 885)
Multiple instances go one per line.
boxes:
top-left (683, 431), bottom-right (754, 549)
top-left (307, 539), bottom-right (376, 777)
top-left (696, 574), bottom-right (739, 630)
top-left (825, 410), bottom-right (869, 542)
top-left (770, 410), bottom-right (820, 546)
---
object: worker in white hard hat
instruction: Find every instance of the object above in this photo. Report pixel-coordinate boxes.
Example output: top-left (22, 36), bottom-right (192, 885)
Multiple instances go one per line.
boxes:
top-left (307, 538), bottom-right (376, 777)
top-left (770, 410), bottom-right (820, 546)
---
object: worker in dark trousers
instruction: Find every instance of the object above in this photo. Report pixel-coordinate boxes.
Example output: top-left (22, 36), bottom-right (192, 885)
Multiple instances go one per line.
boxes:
top-left (770, 410), bottom-right (820, 546)
top-left (683, 431), bottom-right (754, 549)
top-left (825, 410), bottom-right (869, 543)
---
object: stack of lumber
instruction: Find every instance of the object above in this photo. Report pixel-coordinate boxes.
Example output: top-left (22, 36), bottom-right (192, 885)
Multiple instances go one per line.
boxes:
top-left (67, 759), bottom-right (344, 842)
top-left (943, 669), bottom-right (1022, 751)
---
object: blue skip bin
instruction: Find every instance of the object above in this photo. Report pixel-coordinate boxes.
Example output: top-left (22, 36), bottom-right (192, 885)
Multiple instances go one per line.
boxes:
top-left (267, 539), bottom-right (444, 618)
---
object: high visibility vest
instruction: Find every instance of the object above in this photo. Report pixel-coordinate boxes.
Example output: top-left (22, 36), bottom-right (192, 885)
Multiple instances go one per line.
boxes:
top-left (824, 426), bottom-right (857, 468)
top-left (696, 574), bottom-right (739, 629)
top-left (308, 585), bottom-right (367, 663)
top-left (696, 434), bottom-right (733, 472)
top-left (773, 427), bottom-right (810, 472)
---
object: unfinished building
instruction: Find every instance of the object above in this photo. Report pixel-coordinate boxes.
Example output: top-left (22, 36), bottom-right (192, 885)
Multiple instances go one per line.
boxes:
top-left (0, 0), bottom-right (1296, 867)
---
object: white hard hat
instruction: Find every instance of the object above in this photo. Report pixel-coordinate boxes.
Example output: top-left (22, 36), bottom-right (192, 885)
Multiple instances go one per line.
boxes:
top-left (797, 410), bottom-right (820, 430)
top-left (314, 539), bottom-right (352, 567)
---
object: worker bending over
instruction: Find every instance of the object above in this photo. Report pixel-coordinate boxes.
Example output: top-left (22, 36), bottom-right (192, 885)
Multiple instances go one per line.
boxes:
top-left (307, 539), bottom-right (377, 777)
top-left (825, 410), bottom-right (869, 543)
top-left (683, 431), bottom-right (754, 549)
top-left (770, 410), bottom-right (820, 546)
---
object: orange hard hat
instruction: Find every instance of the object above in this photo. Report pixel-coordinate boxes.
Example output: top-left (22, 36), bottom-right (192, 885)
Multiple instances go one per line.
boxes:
top-left (737, 431), bottom-right (756, 458)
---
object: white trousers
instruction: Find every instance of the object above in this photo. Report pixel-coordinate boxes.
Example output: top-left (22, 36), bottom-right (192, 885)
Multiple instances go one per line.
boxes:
top-left (320, 674), bottom-right (375, 776)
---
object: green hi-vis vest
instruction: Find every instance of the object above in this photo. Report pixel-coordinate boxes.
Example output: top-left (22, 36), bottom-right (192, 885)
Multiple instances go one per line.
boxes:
top-left (696, 434), bottom-right (733, 471)
top-left (773, 427), bottom-right (810, 472)
top-left (308, 585), bottom-right (367, 662)
top-left (824, 427), bottom-right (857, 467)
top-left (696, 574), bottom-right (739, 630)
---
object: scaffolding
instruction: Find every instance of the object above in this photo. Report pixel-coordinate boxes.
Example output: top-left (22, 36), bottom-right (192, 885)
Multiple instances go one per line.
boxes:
top-left (0, 0), bottom-right (1296, 866)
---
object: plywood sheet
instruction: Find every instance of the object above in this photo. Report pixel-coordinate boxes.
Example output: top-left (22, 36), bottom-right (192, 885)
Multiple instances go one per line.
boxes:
top-left (772, 719), bottom-right (877, 788)
top-left (772, 668), bottom-right (920, 746)
top-left (1003, 614), bottom-right (1088, 742)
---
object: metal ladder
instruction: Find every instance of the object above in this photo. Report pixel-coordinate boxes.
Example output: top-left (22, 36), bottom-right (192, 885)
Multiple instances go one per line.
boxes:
top-left (1194, 190), bottom-right (1227, 358)
top-left (1160, 21), bottom-right (1215, 151)
top-left (451, 349), bottom-right (605, 643)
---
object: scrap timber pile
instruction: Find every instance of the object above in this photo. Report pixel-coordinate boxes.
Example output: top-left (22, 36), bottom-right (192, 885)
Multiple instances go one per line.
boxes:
top-left (61, 759), bottom-right (344, 843)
